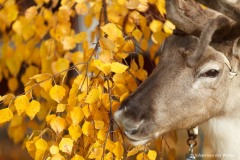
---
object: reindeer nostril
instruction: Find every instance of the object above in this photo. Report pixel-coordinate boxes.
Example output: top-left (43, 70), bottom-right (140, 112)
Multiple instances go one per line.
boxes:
top-left (125, 128), bottom-right (138, 135)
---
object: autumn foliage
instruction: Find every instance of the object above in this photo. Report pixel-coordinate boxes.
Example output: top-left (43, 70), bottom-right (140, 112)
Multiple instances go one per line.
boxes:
top-left (0, 0), bottom-right (175, 159)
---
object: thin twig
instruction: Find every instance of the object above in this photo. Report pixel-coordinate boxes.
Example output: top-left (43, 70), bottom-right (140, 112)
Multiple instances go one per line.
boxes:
top-left (0, 62), bottom-right (87, 105)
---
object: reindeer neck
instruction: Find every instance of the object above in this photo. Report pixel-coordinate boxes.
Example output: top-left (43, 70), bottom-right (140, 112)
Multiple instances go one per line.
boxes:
top-left (203, 77), bottom-right (240, 159)
top-left (203, 115), bottom-right (240, 160)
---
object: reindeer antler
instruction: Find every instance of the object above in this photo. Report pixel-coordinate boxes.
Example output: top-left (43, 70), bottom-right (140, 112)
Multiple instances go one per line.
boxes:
top-left (166, 0), bottom-right (238, 67)
top-left (196, 0), bottom-right (240, 23)
top-left (187, 15), bottom-right (231, 67)
top-left (166, 0), bottom-right (215, 37)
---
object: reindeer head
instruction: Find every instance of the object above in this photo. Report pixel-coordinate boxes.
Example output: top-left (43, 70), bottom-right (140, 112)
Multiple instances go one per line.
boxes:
top-left (114, 0), bottom-right (240, 145)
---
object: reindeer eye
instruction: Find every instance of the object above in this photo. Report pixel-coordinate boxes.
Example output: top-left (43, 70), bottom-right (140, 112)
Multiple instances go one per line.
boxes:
top-left (200, 69), bottom-right (219, 78)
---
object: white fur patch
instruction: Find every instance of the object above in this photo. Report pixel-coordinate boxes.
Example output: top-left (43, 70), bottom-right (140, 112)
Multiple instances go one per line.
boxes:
top-left (226, 0), bottom-right (238, 3)
top-left (203, 116), bottom-right (240, 159)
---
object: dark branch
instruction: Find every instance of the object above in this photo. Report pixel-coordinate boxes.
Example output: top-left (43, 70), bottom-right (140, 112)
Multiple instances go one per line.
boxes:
top-left (101, 0), bottom-right (108, 24)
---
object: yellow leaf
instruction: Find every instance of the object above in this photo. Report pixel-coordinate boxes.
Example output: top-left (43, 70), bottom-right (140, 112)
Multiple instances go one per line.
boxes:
top-left (0, 95), bottom-right (8, 102)
top-left (136, 69), bottom-right (148, 81)
top-left (69, 107), bottom-right (84, 125)
top-left (82, 105), bottom-right (91, 118)
top-left (35, 139), bottom-right (48, 160)
top-left (21, 65), bottom-right (39, 85)
top-left (59, 138), bottom-right (74, 154)
top-left (8, 77), bottom-right (19, 92)
top-left (137, 152), bottom-right (149, 160)
top-left (84, 88), bottom-right (100, 104)
top-left (74, 32), bottom-right (87, 43)
top-left (130, 59), bottom-right (138, 71)
top-left (117, 0), bottom-right (126, 5)
top-left (8, 124), bottom-right (25, 144)
top-left (50, 116), bottom-right (67, 134)
top-left (13, 19), bottom-right (35, 41)
top-left (97, 128), bottom-right (106, 141)
top-left (30, 73), bottom-right (52, 91)
top-left (49, 85), bottom-right (66, 103)
top-left (115, 52), bottom-right (129, 59)
top-left (104, 80), bottom-right (112, 89)
top-left (126, 0), bottom-right (140, 9)
top-left (84, 14), bottom-right (92, 27)
top-left (111, 62), bottom-right (128, 73)
top-left (105, 139), bottom-right (115, 151)
top-left (104, 152), bottom-right (113, 160)
top-left (101, 93), bottom-right (110, 111)
top-left (149, 0), bottom-right (157, 4)
top-left (120, 92), bottom-right (129, 102)
top-left (126, 75), bottom-right (138, 92)
top-left (138, 54), bottom-right (144, 69)
top-left (112, 142), bottom-right (124, 158)
top-left (4, 2), bottom-right (18, 23)
top-left (0, 108), bottom-right (13, 124)
top-left (6, 55), bottom-right (22, 77)
top-left (113, 73), bottom-right (126, 84)
top-left (94, 120), bottom-right (104, 129)
top-left (9, 115), bottom-right (22, 127)
top-left (14, 95), bottom-right (29, 116)
top-left (150, 20), bottom-right (163, 33)
top-left (61, 36), bottom-right (76, 50)
top-left (75, 2), bottom-right (89, 15)
top-left (127, 146), bottom-right (144, 157)
top-left (147, 150), bottom-right (157, 160)
top-left (51, 153), bottom-right (65, 160)
top-left (51, 58), bottom-right (70, 75)
top-left (68, 125), bottom-right (82, 141)
top-left (50, 145), bottom-right (59, 155)
top-left (152, 31), bottom-right (166, 44)
top-left (56, 103), bottom-right (66, 113)
top-left (137, 0), bottom-right (148, 12)
top-left (94, 60), bottom-right (112, 75)
top-left (77, 92), bottom-right (87, 102)
top-left (25, 140), bottom-right (36, 158)
top-left (46, 114), bottom-right (56, 125)
top-left (163, 20), bottom-right (175, 35)
top-left (26, 100), bottom-right (41, 120)
top-left (25, 6), bottom-right (38, 20)
top-left (82, 121), bottom-right (94, 137)
top-left (88, 147), bottom-right (103, 159)
top-left (122, 40), bottom-right (135, 52)
top-left (101, 23), bottom-right (122, 41)
top-left (99, 37), bottom-right (116, 52)
top-left (140, 38), bottom-right (148, 51)
top-left (115, 83), bottom-right (129, 96)
top-left (71, 154), bottom-right (85, 160)
top-left (99, 50), bottom-right (112, 63)
top-left (156, 0), bottom-right (166, 16)
top-left (68, 75), bottom-right (89, 107)
top-left (132, 29), bottom-right (143, 41)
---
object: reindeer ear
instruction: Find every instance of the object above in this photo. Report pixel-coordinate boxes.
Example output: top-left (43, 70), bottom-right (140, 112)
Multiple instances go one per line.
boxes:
top-left (233, 37), bottom-right (240, 60)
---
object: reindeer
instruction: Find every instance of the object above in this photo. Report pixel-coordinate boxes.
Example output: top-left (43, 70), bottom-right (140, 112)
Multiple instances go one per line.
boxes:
top-left (114, 0), bottom-right (240, 159)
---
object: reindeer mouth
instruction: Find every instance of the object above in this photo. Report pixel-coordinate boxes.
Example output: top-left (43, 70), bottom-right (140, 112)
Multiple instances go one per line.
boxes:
top-left (123, 131), bottom-right (152, 146)
top-left (124, 129), bottom-right (164, 146)
top-left (125, 136), bottom-right (151, 146)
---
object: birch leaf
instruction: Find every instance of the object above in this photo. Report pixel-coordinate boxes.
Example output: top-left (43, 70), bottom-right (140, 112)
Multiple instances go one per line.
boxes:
top-left (0, 108), bottom-right (13, 124)
top-left (14, 95), bottom-right (29, 116)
